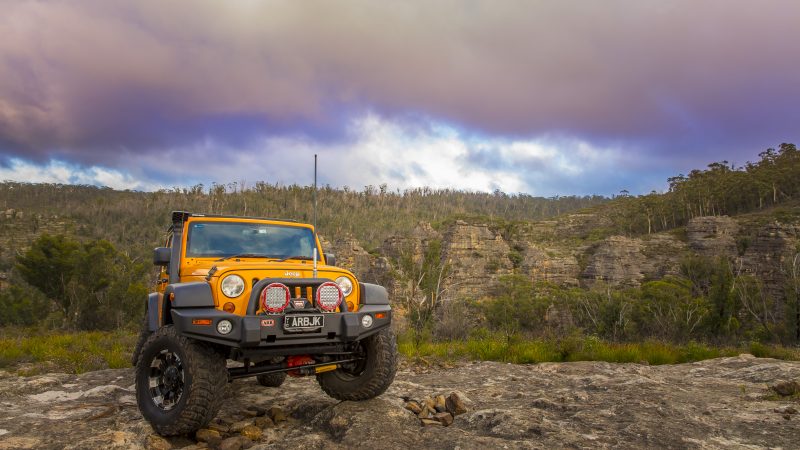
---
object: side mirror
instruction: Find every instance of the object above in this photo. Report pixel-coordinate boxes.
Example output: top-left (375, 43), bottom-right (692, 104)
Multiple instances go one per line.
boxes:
top-left (153, 247), bottom-right (171, 266)
top-left (324, 253), bottom-right (336, 267)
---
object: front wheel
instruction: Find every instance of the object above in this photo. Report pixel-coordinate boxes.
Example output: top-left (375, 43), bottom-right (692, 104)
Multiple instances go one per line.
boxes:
top-left (135, 326), bottom-right (228, 436)
top-left (316, 327), bottom-right (397, 401)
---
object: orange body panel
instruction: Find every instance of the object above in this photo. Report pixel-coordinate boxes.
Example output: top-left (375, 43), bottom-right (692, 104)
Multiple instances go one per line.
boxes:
top-left (166, 216), bottom-right (359, 315)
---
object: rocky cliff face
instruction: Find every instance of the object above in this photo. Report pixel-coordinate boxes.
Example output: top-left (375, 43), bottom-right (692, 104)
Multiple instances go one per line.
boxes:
top-left (1, 356), bottom-right (798, 449)
top-left (322, 213), bottom-right (799, 307)
top-left (440, 221), bottom-right (514, 299)
top-left (740, 222), bottom-right (800, 304)
top-left (686, 216), bottom-right (740, 258)
top-left (582, 236), bottom-right (648, 287)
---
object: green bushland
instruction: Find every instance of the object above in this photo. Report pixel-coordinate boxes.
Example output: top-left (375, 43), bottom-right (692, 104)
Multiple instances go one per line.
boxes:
top-left (1, 234), bottom-right (148, 331)
top-left (2, 328), bottom-right (797, 376)
top-left (397, 332), bottom-right (800, 365)
top-left (0, 328), bottom-right (137, 375)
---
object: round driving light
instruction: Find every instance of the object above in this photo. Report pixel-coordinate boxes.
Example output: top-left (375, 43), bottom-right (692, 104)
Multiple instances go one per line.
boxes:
top-left (217, 319), bottom-right (233, 335)
top-left (335, 276), bottom-right (353, 296)
top-left (316, 282), bottom-right (343, 312)
top-left (221, 275), bottom-right (245, 298)
top-left (261, 283), bottom-right (290, 313)
top-left (361, 315), bottom-right (373, 328)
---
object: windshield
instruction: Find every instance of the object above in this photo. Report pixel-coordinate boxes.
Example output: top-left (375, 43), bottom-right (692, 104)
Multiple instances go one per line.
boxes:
top-left (185, 221), bottom-right (317, 258)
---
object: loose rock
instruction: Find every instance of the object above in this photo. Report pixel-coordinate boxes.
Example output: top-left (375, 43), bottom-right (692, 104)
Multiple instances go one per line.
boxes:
top-left (230, 420), bottom-right (254, 433)
top-left (207, 422), bottom-right (230, 434)
top-left (417, 405), bottom-right (432, 419)
top-left (268, 406), bottom-right (287, 423)
top-left (446, 392), bottom-right (468, 416)
top-left (195, 428), bottom-right (221, 443)
top-left (241, 425), bottom-right (263, 441)
top-left (433, 412), bottom-right (454, 427)
top-left (145, 434), bottom-right (172, 450)
top-left (254, 416), bottom-right (275, 428)
top-left (434, 395), bottom-right (447, 413)
top-left (404, 400), bottom-right (422, 414)
top-left (218, 436), bottom-right (244, 450)
top-left (771, 380), bottom-right (800, 397)
top-left (774, 406), bottom-right (798, 415)
top-left (420, 418), bottom-right (443, 427)
top-left (246, 406), bottom-right (267, 417)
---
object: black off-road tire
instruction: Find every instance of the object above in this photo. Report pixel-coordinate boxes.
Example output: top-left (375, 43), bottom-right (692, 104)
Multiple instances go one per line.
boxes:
top-left (131, 313), bottom-right (150, 366)
top-left (135, 325), bottom-right (228, 436)
top-left (316, 327), bottom-right (397, 401)
top-left (257, 371), bottom-right (287, 388)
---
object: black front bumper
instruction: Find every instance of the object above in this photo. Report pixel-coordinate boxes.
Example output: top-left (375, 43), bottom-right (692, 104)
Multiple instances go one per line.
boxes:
top-left (171, 305), bottom-right (392, 348)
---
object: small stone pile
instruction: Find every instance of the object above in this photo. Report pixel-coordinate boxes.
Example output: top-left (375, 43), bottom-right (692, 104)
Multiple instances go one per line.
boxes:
top-left (172, 406), bottom-right (287, 450)
top-left (404, 392), bottom-right (467, 427)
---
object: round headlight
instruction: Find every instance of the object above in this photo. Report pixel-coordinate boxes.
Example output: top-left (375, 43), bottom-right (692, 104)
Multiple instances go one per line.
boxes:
top-left (335, 276), bottom-right (353, 296)
top-left (221, 275), bottom-right (245, 298)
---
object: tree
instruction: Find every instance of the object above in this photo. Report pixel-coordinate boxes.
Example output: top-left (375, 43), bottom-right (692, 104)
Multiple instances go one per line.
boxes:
top-left (732, 273), bottom-right (777, 342)
top-left (15, 234), bottom-right (80, 319)
top-left (14, 234), bottom-right (148, 330)
top-left (638, 277), bottom-right (709, 341)
top-left (485, 275), bottom-right (536, 343)
top-left (783, 251), bottom-right (800, 343)
top-left (393, 238), bottom-right (450, 347)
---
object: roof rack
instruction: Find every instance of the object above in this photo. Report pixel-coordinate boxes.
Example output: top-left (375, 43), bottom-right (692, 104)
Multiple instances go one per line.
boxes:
top-left (170, 211), bottom-right (302, 227)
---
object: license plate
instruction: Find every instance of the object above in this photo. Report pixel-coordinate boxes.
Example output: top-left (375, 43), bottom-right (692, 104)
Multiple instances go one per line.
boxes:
top-left (284, 314), bottom-right (324, 331)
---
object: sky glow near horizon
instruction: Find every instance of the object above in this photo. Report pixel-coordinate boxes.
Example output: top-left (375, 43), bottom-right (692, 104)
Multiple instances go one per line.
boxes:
top-left (1, 1), bottom-right (798, 196)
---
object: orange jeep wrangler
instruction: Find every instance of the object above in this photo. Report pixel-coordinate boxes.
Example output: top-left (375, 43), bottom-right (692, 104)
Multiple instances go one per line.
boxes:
top-left (132, 211), bottom-right (396, 435)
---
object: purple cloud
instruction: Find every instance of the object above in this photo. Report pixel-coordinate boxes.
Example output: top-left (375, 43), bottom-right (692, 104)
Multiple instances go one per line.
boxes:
top-left (0, 0), bottom-right (798, 192)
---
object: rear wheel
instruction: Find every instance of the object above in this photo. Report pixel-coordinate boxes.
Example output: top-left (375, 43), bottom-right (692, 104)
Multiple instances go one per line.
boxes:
top-left (256, 371), bottom-right (287, 387)
top-left (316, 328), bottom-right (397, 401)
top-left (135, 326), bottom-right (228, 436)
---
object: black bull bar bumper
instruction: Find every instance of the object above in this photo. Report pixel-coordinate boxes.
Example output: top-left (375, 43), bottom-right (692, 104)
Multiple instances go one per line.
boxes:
top-left (171, 304), bottom-right (391, 348)
top-left (165, 278), bottom-right (392, 349)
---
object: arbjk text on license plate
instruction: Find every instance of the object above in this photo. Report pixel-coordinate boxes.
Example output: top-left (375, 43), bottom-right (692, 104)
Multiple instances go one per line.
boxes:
top-left (284, 314), bottom-right (324, 330)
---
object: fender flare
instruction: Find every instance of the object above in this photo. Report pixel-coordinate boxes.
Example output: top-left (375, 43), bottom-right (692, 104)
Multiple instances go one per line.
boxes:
top-left (359, 283), bottom-right (390, 305)
top-left (150, 282), bottom-right (216, 331)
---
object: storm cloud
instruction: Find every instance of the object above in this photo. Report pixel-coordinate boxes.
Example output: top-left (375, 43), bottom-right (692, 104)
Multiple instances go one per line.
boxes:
top-left (0, 0), bottom-right (798, 194)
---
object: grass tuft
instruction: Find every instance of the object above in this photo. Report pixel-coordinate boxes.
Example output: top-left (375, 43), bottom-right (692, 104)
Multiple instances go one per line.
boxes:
top-left (0, 328), bottom-right (137, 375)
top-left (398, 332), bottom-right (800, 366)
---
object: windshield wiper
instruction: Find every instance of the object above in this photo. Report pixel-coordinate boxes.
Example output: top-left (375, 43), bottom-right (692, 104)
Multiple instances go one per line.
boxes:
top-left (215, 253), bottom-right (274, 262)
top-left (274, 255), bottom-right (314, 262)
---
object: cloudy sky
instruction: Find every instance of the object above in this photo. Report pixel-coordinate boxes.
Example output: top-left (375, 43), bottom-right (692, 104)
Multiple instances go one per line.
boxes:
top-left (1, 1), bottom-right (798, 196)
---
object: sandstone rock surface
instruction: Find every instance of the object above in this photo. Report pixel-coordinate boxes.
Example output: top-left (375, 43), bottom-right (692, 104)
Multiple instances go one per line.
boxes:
top-left (440, 221), bottom-right (513, 299)
top-left (2, 356), bottom-right (799, 449)
top-left (686, 216), bottom-right (740, 257)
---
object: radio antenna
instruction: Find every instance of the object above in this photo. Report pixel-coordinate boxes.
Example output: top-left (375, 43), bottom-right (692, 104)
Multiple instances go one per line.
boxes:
top-left (313, 154), bottom-right (318, 277)
top-left (313, 154), bottom-right (317, 232)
